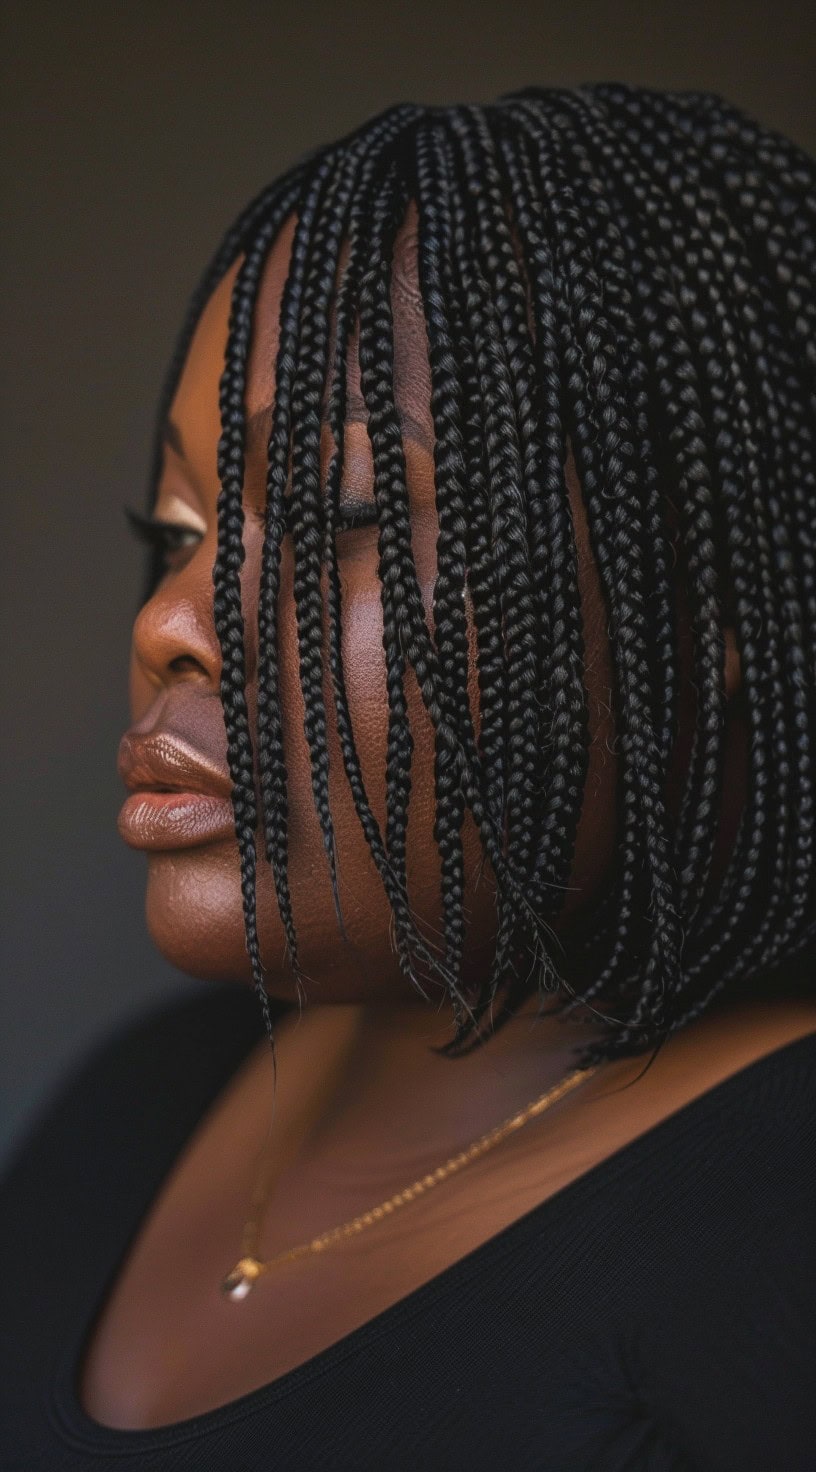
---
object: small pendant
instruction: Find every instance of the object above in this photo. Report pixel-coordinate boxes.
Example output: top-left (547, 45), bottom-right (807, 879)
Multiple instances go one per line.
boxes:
top-left (221, 1256), bottom-right (262, 1301)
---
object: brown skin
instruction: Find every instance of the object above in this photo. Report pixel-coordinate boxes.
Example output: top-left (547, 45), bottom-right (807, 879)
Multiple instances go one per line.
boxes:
top-left (81, 213), bottom-right (814, 1429)
top-left (132, 212), bottom-right (619, 993)
top-left (126, 210), bottom-right (624, 1124)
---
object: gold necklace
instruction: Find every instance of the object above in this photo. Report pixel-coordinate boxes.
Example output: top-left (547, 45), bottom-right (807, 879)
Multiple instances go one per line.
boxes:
top-left (221, 1062), bottom-right (597, 1300)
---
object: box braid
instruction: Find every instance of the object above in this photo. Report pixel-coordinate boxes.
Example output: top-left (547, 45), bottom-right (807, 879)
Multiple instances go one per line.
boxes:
top-left (512, 102), bottom-right (686, 1046)
top-left (642, 87), bottom-right (816, 968)
top-left (506, 89), bottom-right (815, 1049)
top-left (507, 92), bottom-right (727, 989)
top-left (215, 203), bottom-right (303, 1044)
top-left (283, 154), bottom-right (362, 940)
top-left (445, 112), bottom-right (557, 998)
top-left (140, 163), bottom-right (310, 605)
top-left (413, 126), bottom-right (472, 997)
top-left (319, 120), bottom-right (463, 993)
top-left (562, 86), bottom-right (814, 1017)
top-left (143, 85), bottom-right (815, 1062)
top-left (426, 137), bottom-right (561, 1031)
top-left (356, 161), bottom-right (488, 1032)
top-left (279, 110), bottom-right (430, 963)
top-left (356, 151), bottom-right (557, 1024)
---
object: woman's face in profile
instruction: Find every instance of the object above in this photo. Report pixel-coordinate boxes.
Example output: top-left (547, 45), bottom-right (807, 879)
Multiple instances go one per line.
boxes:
top-left (118, 211), bottom-right (620, 1008)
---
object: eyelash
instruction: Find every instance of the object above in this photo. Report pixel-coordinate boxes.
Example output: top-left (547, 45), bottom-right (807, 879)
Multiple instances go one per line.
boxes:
top-left (325, 500), bottom-right (379, 532)
top-left (125, 498), bottom-right (379, 568)
top-left (125, 507), bottom-right (203, 572)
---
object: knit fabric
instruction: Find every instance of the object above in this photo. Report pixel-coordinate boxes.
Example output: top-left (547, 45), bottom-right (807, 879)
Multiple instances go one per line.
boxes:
top-left (1, 985), bottom-right (813, 1471)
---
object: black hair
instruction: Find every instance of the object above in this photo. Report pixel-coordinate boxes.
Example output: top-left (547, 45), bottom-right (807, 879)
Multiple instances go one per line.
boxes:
top-left (142, 84), bottom-right (816, 1065)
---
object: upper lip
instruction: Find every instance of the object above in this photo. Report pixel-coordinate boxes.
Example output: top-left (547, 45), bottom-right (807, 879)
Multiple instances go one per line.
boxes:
top-left (117, 730), bottom-right (233, 799)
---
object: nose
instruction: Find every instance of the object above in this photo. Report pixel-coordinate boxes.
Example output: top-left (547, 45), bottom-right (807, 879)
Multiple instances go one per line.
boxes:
top-left (130, 564), bottom-right (223, 698)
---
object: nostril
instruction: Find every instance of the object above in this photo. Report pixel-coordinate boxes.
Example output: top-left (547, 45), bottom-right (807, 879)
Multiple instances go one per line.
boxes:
top-left (168, 654), bottom-right (209, 680)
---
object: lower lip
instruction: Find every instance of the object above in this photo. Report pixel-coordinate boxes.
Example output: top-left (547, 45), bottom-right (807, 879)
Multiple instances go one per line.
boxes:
top-left (117, 791), bottom-right (237, 850)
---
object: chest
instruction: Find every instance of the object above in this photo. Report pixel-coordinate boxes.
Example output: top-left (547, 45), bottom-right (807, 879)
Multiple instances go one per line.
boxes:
top-left (76, 1002), bottom-right (810, 1431)
top-left (76, 1122), bottom-right (605, 1430)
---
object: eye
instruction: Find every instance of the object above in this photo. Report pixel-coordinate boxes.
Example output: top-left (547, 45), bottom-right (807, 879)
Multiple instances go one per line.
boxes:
top-left (335, 500), bottom-right (378, 532)
top-left (281, 496), bottom-right (379, 537)
top-left (279, 497), bottom-right (377, 532)
top-left (124, 506), bottom-right (204, 575)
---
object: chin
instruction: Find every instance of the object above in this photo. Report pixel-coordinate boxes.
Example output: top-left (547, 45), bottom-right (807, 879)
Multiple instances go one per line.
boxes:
top-left (142, 846), bottom-right (320, 1001)
top-left (144, 848), bottom-right (256, 984)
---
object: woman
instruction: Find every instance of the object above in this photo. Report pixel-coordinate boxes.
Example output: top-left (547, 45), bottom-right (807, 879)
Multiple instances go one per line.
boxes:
top-left (1, 83), bottom-right (814, 1470)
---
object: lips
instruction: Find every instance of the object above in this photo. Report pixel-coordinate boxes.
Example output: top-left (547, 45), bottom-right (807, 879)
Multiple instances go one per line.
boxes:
top-left (117, 726), bottom-right (237, 851)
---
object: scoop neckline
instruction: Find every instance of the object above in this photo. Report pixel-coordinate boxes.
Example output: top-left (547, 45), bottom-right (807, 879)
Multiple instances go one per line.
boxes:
top-left (49, 1024), bottom-right (815, 1454)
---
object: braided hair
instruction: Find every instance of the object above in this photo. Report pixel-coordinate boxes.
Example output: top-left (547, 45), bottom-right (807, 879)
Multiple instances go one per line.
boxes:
top-left (144, 85), bottom-right (816, 1065)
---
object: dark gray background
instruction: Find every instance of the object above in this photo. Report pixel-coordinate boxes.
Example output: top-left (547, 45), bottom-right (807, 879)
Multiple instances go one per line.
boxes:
top-left (2, 0), bottom-right (814, 1164)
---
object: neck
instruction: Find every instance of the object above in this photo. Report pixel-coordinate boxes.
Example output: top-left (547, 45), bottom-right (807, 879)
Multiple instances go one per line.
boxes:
top-left (280, 990), bottom-right (601, 1174)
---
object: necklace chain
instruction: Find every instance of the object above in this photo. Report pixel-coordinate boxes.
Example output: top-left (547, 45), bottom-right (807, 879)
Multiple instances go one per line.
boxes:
top-left (221, 1062), bottom-right (597, 1300)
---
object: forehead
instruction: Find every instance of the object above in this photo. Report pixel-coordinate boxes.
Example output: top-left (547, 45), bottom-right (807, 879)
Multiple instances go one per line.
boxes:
top-left (165, 201), bottom-right (439, 513)
top-left (242, 202), bottom-right (434, 437)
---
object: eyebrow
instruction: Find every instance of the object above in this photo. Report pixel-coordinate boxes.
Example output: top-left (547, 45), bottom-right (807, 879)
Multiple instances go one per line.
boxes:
top-left (163, 389), bottom-right (434, 463)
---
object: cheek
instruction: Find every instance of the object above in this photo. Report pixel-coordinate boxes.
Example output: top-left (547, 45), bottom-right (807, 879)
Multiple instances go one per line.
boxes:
top-left (332, 525), bottom-right (492, 930)
top-left (562, 544), bottom-right (618, 920)
top-left (333, 550), bottom-right (392, 834)
top-left (268, 536), bottom-right (397, 852)
top-left (328, 528), bottom-right (441, 826)
top-left (334, 546), bottom-right (448, 935)
top-left (305, 531), bottom-right (465, 939)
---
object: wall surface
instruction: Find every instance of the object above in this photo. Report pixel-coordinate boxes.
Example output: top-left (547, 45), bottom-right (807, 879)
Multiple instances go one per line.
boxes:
top-left (2, 0), bottom-right (814, 1164)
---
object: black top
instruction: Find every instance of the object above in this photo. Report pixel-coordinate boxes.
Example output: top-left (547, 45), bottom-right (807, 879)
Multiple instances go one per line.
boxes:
top-left (1, 985), bottom-right (814, 1472)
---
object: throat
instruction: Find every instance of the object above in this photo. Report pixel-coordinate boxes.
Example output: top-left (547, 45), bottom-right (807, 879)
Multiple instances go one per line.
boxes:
top-left (264, 995), bottom-right (597, 1182)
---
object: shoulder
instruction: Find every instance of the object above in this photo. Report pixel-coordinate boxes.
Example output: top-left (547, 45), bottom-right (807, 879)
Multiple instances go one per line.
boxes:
top-left (678, 993), bottom-right (816, 1059)
top-left (622, 998), bottom-right (816, 1269)
top-left (558, 996), bottom-right (816, 1237)
top-left (620, 994), bottom-right (816, 1120)
top-left (627, 1001), bottom-right (816, 1469)
top-left (672, 994), bottom-right (816, 1165)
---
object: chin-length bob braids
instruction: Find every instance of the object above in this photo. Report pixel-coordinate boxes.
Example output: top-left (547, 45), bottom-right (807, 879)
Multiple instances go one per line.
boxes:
top-left (143, 83), bottom-right (816, 1065)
